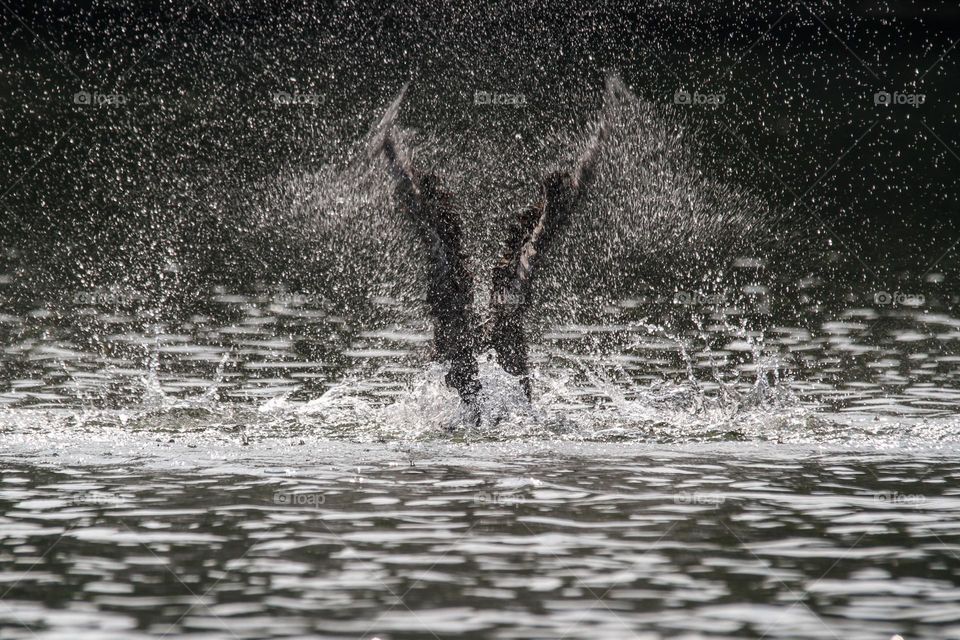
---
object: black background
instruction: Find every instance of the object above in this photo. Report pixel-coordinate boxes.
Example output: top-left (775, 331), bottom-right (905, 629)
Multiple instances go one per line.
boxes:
top-left (1, 0), bottom-right (958, 299)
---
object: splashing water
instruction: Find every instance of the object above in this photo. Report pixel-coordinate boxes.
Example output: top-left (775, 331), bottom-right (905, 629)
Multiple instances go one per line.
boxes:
top-left (3, 6), bottom-right (960, 640)
top-left (2, 75), bottom-right (957, 452)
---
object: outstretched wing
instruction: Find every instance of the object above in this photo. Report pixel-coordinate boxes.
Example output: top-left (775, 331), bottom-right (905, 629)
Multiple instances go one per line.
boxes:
top-left (488, 74), bottom-right (629, 397)
top-left (369, 83), bottom-right (481, 415)
top-left (368, 82), bottom-right (418, 189)
top-left (572, 74), bottom-right (627, 191)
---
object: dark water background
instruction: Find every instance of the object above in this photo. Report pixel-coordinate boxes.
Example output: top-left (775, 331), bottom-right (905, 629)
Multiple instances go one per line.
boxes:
top-left (2, 0), bottom-right (959, 291)
top-left (2, 446), bottom-right (960, 640)
top-left (2, 1), bottom-right (960, 638)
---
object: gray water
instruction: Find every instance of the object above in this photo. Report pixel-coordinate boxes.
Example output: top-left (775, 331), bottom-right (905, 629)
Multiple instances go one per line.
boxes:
top-left (2, 442), bottom-right (959, 640)
top-left (2, 292), bottom-right (960, 639)
top-left (4, 1), bottom-right (960, 637)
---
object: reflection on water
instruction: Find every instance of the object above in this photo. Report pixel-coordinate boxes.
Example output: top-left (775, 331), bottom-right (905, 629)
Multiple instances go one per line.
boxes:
top-left (2, 282), bottom-right (959, 638)
top-left (1, 285), bottom-right (960, 439)
top-left (2, 2), bottom-right (959, 637)
top-left (1, 448), bottom-right (958, 639)
top-left (1, 278), bottom-right (958, 639)
top-left (2, 254), bottom-right (960, 639)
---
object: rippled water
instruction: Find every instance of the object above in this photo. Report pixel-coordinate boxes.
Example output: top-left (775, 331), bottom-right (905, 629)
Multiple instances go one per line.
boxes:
top-left (2, 444), bottom-right (959, 639)
top-left (2, 289), bottom-right (960, 639)
top-left (3, 261), bottom-right (960, 639)
top-left (4, 1), bottom-right (960, 636)
top-left (2, 288), bottom-right (960, 441)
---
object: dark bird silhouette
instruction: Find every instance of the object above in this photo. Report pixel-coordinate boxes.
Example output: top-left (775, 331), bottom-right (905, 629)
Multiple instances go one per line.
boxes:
top-left (370, 77), bottom-right (623, 421)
